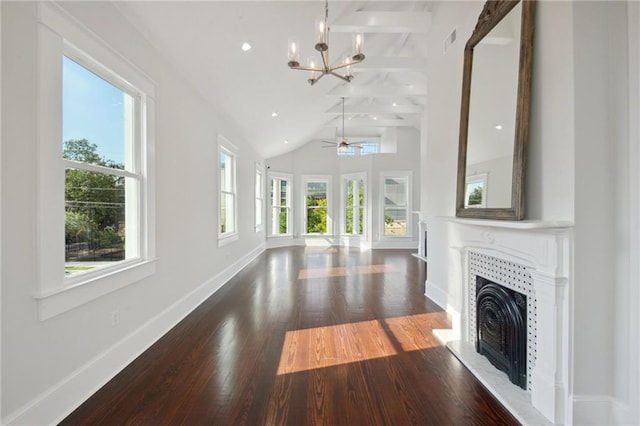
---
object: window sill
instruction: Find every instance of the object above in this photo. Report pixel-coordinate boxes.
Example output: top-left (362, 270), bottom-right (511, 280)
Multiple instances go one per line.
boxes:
top-left (218, 232), bottom-right (239, 247)
top-left (35, 259), bottom-right (157, 320)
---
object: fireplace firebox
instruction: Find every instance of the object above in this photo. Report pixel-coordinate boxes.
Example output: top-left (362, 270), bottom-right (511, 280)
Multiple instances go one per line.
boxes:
top-left (476, 276), bottom-right (527, 389)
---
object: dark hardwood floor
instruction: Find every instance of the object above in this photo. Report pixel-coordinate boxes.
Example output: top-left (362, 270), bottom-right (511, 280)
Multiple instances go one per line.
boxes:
top-left (61, 247), bottom-right (519, 426)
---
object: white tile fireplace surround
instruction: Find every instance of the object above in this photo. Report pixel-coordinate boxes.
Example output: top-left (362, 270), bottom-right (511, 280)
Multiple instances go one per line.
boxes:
top-left (425, 217), bottom-right (572, 425)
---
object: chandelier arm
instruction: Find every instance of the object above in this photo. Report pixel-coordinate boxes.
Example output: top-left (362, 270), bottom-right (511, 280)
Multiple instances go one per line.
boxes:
top-left (320, 49), bottom-right (330, 72)
top-left (309, 73), bottom-right (327, 86)
top-left (329, 61), bottom-right (356, 72)
top-left (289, 65), bottom-right (324, 72)
top-left (329, 71), bottom-right (352, 83)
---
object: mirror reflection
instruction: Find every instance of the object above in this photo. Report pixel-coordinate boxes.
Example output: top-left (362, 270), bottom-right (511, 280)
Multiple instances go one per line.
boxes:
top-left (465, 2), bottom-right (521, 209)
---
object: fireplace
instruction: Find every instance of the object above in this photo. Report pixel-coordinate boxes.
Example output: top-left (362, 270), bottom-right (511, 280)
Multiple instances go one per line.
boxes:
top-left (425, 217), bottom-right (571, 423)
top-left (475, 276), bottom-right (527, 389)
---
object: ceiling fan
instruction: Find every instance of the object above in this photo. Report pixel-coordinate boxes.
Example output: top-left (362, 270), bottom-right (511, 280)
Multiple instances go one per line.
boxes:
top-left (322, 97), bottom-right (363, 152)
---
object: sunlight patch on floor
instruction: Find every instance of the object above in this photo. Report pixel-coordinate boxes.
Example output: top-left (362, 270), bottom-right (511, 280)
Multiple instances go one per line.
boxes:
top-left (276, 313), bottom-right (441, 375)
top-left (297, 263), bottom-right (400, 280)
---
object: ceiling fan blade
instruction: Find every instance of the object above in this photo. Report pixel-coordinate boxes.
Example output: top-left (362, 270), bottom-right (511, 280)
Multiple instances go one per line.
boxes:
top-left (321, 140), bottom-right (337, 145)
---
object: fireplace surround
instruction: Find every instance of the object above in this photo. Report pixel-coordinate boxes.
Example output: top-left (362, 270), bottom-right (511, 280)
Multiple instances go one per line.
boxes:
top-left (426, 217), bottom-right (572, 424)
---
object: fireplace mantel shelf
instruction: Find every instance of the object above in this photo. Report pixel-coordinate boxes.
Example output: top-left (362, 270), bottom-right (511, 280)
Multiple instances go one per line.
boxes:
top-left (431, 216), bottom-right (573, 230)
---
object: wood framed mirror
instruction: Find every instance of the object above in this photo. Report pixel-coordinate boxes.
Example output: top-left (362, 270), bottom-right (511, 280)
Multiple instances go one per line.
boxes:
top-left (456, 0), bottom-right (536, 220)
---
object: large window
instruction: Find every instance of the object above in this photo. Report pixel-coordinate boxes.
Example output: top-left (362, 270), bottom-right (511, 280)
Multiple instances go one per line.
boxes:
top-left (255, 163), bottom-right (265, 231)
top-left (270, 173), bottom-right (292, 236)
top-left (303, 176), bottom-right (331, 234)
top-left (36, 3), bottom-right (156, 319)
top-left (63, 56), bottom-right (137, 275)
top-left (342, 173), bottom-right (366, 236)
top-left (218, 136), bottom-right (238, 244)
top-left (381, 172), bottom-right (412, 238)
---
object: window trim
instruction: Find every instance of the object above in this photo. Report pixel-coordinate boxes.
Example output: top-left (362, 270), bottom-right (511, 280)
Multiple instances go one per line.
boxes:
top-left (341, 172), bottom-right (367, 237)
top-left (302, 175), bottom-right (332, 236)
top-left (35, 3), bottom-right (156, 320)
top-left (379, 171), bottom-right (413, 240)
top-left (268, 172), bottom-right (293, 237)
top-left (336, 137), bottom-right (380, 156)
top-left (464, 173), bottom-right (488, 208)
top-left (218, 134), bottom-right (239, 246)
top-left (255, 163), bottom-right (265, 232)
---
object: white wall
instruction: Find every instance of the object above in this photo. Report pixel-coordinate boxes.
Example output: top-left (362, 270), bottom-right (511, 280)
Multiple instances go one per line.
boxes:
top-left (627, 4), bottom-right (640, 423)
top-left (572, 2), bottom-right (637, 424)
top-left (1, 2), bottom-right (265, 423)
top-left (423, 1), bottom-right (639, 424)
top-left (423, 1), bottom-right (483, 316)
top-left (267, 127), bottom-right (421, 247)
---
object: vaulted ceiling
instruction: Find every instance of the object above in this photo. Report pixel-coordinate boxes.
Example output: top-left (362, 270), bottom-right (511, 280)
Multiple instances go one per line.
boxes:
top-left (115, 1), bottom-right (430, 158)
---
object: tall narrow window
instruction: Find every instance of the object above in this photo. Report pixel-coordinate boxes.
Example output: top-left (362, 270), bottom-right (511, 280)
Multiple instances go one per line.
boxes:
top-left (36, 2), bottom-right (156, 319)
top-left (382, 173), bottom-right (411, 237)
top-left (255, 163), bottom-right (265, 231)
top-left (63, 56), bottom-right (139, 276)
top-left (218, 137), bottom-right (238, 244)
top-left (304, 177), bottom-right (330, 234)
top-left (343, 174), bottom-right (365, 235)
top-left (270, 174), bottom-right (291, 236)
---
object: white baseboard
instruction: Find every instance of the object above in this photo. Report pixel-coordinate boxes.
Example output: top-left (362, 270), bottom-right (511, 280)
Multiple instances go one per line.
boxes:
top-left (5, 243), bottom-right (266, 426)
top-left (266, 237), bottom-right (414, 251)
top-left (610, 396), bottom-right (635, 425)
top-left (570, 395), bottom-right (614, 425)
top-left (266, 236), bottom-right (300, 248)
top-left (425, 279), bottom-right (448, 310)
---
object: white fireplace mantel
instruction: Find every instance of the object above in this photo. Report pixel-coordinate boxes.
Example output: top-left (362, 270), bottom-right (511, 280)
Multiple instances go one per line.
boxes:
top-left (426, 216), bottom-right (573, 425)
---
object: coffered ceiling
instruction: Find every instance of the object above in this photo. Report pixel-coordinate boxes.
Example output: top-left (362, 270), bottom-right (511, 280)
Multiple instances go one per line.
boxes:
top-left (114, 1), bottom-right (430, 158)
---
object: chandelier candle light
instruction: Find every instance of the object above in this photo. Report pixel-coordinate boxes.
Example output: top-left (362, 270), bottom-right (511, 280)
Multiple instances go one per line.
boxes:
top-left (288, 0), bottom-right (365, 85)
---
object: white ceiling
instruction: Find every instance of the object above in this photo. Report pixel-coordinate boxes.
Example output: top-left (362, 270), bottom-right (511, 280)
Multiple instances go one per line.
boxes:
top-left (114, 1), bottom-right (430, 159)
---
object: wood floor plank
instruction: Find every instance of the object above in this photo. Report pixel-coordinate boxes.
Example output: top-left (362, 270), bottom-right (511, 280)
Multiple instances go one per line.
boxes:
top-left (60, 247), bottom-right (520, 426)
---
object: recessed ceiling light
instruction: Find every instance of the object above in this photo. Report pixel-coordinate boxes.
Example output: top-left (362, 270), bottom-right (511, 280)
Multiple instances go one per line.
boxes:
top-left (241, 42), bottom-right (252, 52)
top-left (373, 116), bottom-right (378, 121)
top-left (284, 140), bottom-right (289, 144)
top-left (392, 102), bottom-right (397, 107)
top-left (271, 111), bottom-right (278, 117)
top-left (495, 124), bottom-right (503, 130)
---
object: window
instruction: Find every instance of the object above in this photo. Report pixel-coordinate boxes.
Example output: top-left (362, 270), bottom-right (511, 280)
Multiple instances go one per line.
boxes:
top-left (303, 176), bottom-right (331, 234)
top-left (465, 173), bottom-right (487, 208)
top-left (342, 173), bottom-right (366, 236)
top-left (269, 173), bottom-right (292, 236)
top-left (63, 56), bottom-right (137, 276)
top-left (381, 172), bottom-right (412, 238)
top-left (36, 3), bottom-right (156, 320)
top-left (336, 140), bottom-right (379, 156)
top-left (218, 135), bottom-right (238, 245)
top-left (255, 163), bottom-right (265, 231)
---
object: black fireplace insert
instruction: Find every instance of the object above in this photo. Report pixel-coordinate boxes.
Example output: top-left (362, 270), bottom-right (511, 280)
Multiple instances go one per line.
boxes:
top-left (475, 276), bottom-right (527, 389)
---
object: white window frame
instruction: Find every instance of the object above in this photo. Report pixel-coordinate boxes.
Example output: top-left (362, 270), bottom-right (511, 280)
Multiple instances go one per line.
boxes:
top-left (35, 3), bottom-right (156, 320)
top-left (464, 173), bottom-right (488, 208)
top-left (218, 134), bottom-right (239, 246)
top-left (336, 138), bottom-right (380, 156)
top-left (255, 163), bottom-right (265, 232)
top-left (268, 172), bottom-right (293, 237)
top-left (380, 171), bottom-right (413, 240)
top-left (302, 175), bottom-right (332, 235)
top-left (341, 172), bottom-right (367, 236)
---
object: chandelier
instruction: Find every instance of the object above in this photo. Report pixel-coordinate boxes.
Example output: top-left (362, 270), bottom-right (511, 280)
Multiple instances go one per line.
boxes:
top-left (287, 0), bottom-right (365, 86)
